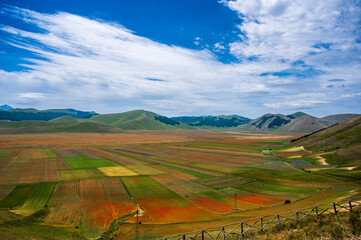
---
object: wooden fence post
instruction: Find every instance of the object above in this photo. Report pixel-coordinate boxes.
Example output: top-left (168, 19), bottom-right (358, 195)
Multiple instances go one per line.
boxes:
top-left (183, 234), bottom-right (186, 240)
top-left (277, 214), bottom-right (280, 226)
top-left (241, 222), bottom-right (244, 238)
top-left (333, 202), bottom-right (337, 213)
top-left (260, 217), bottom-right (263, 231)
top-left (296, 211), bottom-right (299, 222)
top-left (349, 200), bottom-right (353, 212)
top-left (315, 206), bottom-right (319, 217)
top-left (222, 226), bottom-right (225, 240)
top-left (202, 230), bottom-right (204, 240)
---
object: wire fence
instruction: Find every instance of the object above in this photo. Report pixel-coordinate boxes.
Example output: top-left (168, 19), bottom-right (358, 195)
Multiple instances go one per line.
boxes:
top-left (158, 196), bottom-right (361, 240)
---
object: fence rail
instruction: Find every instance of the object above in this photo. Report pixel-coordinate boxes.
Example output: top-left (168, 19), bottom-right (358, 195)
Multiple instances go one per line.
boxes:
top-left (158, 196), bottom-right (361, 240)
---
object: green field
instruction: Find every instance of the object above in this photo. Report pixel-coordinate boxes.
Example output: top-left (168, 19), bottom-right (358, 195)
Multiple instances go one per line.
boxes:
top-left (12, 183), bottom-right (57, 216)
top-left (237, 182), bottom-right (320, 195)
top-left (44, 149), bottom-right (59, 158)
top-left (154, 163), bottom-right (212, 179)
top-left (62, 156), bottom-right (116, 169)
top-left (195, 175), bottom-right (254, 189)
top-left (0, 185), bottom-right (35, 209)
top-left (122, 176), bottom-right (179, 199)
top-left (0, 151), bottom-right (10, 158)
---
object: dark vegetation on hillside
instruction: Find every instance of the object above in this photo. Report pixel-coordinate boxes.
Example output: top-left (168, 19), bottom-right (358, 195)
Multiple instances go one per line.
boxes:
top-left (0, 108), bottom-right (97, 121)
top-left (171, 115), bottom-right (250, 127)
top-left (154, 115), bottom-right (180, 125)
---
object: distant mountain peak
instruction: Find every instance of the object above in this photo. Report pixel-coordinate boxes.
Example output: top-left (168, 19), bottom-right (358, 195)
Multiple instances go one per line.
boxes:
top-left (0, 104), bottom-right (13, 110)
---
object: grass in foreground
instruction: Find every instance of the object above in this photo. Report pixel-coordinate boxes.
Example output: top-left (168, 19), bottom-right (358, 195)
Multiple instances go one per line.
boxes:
top-left (242, 209), bottom-right (361, 240)
top-left (0, 209), bottom-right (85, 240)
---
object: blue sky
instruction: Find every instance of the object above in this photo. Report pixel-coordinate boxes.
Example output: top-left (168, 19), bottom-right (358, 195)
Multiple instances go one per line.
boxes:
top-left (0, 0), bottom-right (360, 118)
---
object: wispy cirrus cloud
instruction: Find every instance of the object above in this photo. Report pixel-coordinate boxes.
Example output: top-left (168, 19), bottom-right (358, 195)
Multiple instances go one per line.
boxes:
top-left (0, 3), bottom-right (360, 117)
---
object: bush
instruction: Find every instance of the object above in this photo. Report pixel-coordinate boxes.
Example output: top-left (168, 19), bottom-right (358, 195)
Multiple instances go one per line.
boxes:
top-left (349, 210), bottom-right (361, 235)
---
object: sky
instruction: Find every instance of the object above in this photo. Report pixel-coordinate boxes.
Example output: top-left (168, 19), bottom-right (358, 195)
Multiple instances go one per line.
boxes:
top-left (0, 0), bottom-right (360, 118)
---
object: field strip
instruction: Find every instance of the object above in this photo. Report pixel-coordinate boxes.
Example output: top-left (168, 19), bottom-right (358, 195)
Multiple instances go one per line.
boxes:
top-left (72, 149), bottom-right (101, 159)
top-left (121, 176), bottom-right (217, 223)
top-left (12, 182), bottom-right (57, 216)
top-left (80, 178), bottom-right (138, 238)
top-left (151, 165), bottom-right (197, 179)
top-left (125, 164), bottom-right (166, 175)
top-left (62, 156), bottom-right (116, 169)
top-left (166, 146), bottom-right (265, 157)
top-left (0, 185), bottom-right (36, 209)
top-left (105, 149), bottom-right (147, 164)
top-left (121, 153), bottom-right (220, 176)
top-left (116, 148), bottom-right (159, 156)
top-left (59, 169), bottom-right (105, 181)
top-left (53, 149), bottom-right (77, 158)
top-left (44, 181), bottom-right (81, 226)
top-left (85, 148), bottom-right (137, 165)
top-left (44, 149), bottom-right (59, 158)
top-left (98, 166), bottom-right (138, 176)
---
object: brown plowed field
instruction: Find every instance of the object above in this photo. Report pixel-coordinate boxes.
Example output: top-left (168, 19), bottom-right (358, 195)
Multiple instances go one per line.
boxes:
top-left (45, 181), bottom-right (81, 226)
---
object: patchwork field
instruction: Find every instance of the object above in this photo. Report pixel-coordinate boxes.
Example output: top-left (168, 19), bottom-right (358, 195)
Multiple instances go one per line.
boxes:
top-left (0, 130), bottom-right (359, 239)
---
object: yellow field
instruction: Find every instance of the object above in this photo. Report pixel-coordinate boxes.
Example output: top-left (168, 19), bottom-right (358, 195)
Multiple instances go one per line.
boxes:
top-left (98, 166), bottom-right (138, 176)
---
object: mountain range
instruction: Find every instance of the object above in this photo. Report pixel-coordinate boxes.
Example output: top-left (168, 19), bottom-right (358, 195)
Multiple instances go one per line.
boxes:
top-left (0, 105), bottom-right (358, 133)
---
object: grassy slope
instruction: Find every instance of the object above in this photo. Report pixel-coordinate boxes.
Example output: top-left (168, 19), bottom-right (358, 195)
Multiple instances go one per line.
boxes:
top-left (0, 209), bottom-right (85, 240)
top-left (292, 114), bottom-right (361, 165)
top-left (0, 117), bottom-right (123, 133)
top-left (90, 110), bottom-right (192, 130)
top-left (245, 209), bottom-right (361, 240)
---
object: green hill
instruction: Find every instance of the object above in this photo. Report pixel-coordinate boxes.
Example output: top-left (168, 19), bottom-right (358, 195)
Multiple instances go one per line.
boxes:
top-left (286, 111), bottom-right (315, 119)
top-left (90, 110), bottom-right (192, 130)
top-left (0, 117), bottom-right (122, 133)
top-left (0, 108), bottom-right (98, 121)
top-left (292, 114), bottom-right (361, 165)
top-left (238, 112), bottom-right (356, 133)
top-left (171, 115), bottom-right (250, 128)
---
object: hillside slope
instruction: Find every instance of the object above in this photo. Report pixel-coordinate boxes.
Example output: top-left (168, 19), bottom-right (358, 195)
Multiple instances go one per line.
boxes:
top-left (171, 115), bottom-right (250, 128)
top-left (90, 110), bottom-right (192, 130)
top-left (238, 112), bottom-right (356, 133)
top-left (279, 115), bottom-right (326, 133)
top-left (0, 117), bottom-right (122, 133)
top-left (246, 113), bottom-right (291, 131)
top-left (318, 114), bottom-right (359, 127)
top-left (292, 114), bottom-right (361, 165)
top-left (0, 108), bottom-right (98, 121)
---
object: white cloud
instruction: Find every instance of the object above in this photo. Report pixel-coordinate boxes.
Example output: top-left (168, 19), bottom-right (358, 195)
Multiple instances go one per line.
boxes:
top-left (0, 4), bottom-right (360, 117)
top-left (222, 0), bottom-right (361, 63)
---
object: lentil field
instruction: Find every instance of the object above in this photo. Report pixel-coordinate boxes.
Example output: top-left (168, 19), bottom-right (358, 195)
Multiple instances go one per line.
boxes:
top-left (0, 130), bottom-right (359, 239)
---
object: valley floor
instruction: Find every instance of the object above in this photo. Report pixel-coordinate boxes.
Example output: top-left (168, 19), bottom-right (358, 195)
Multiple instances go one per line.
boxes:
top-left (0, 130), bottom-right (359, 239)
